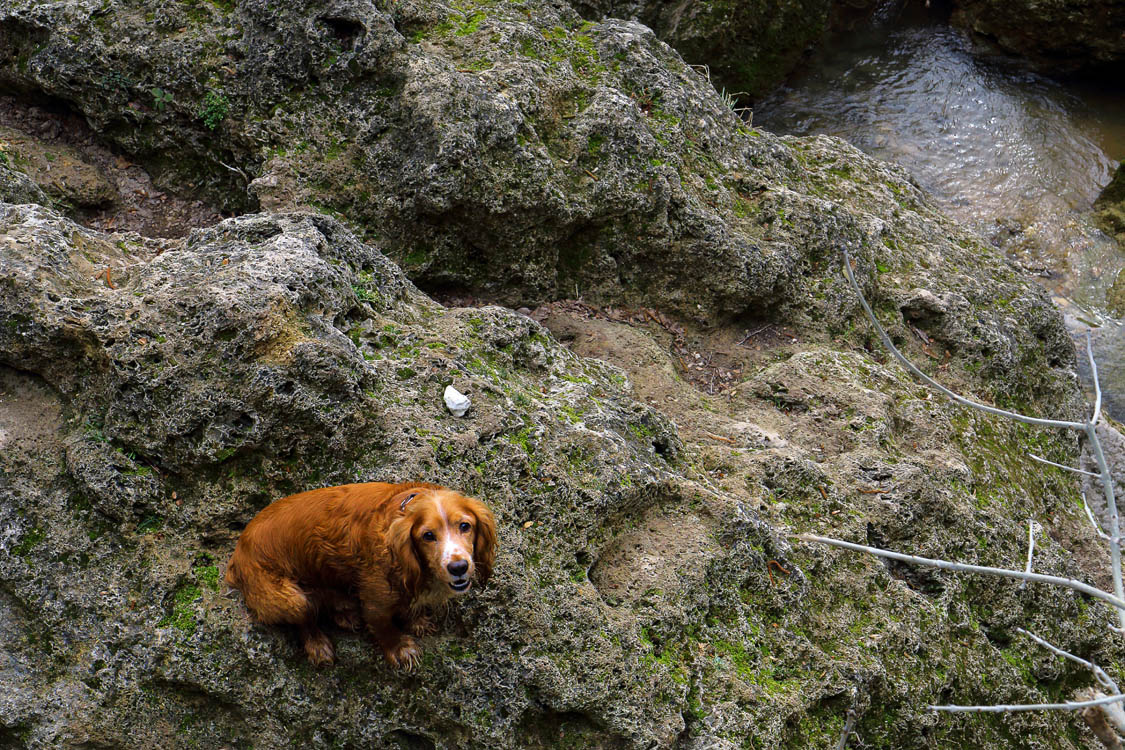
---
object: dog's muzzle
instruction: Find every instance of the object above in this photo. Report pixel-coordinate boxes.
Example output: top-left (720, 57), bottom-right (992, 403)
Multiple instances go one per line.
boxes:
top-left (449, 579), bottom-right (471, 592)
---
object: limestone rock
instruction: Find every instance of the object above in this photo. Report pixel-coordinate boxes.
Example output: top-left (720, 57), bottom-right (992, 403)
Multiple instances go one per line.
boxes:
top-left (952, 0), bottom-right (1125, 72)
top-left (0, 0), bottom-right (1073, 349)
top-left (0, 161), bottom-right (47, 204)
top-left (0, 202), bottom-right (1113, 749)
top-left (1096, 164), bottom-right (1125, 248)
top-left (570, 0), bottom-right (881, 99)
top-left (0, 126), bottom-right (116, 208)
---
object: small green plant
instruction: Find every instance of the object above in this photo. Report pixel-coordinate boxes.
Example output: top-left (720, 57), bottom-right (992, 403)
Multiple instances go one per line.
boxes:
top-left (198, 90), bottom-right (229, 130)
top-left (151, 87), bottom-right (173, 112)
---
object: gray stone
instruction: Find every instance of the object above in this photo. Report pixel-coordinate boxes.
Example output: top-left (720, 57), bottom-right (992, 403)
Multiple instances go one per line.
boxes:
top-left (0, 202), bottom-right (1114, 748)
top-left (0, 162), bottom-right (47, 205)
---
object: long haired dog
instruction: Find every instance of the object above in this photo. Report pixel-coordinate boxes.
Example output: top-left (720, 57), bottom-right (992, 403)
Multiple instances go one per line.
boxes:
top-left (225, 482), bottom-right (496, 668)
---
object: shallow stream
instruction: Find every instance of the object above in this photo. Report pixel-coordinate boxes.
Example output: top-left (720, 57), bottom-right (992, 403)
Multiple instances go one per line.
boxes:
top-left (756, 3), bottom-right (1125, 415)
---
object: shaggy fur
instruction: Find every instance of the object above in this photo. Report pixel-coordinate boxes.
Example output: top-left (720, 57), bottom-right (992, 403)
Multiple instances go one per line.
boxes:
top-left (225, 481), bottom-right (496, 668)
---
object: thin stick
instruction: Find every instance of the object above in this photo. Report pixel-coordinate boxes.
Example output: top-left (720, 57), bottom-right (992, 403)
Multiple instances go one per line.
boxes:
top-left (1019, 520), bottom-right (1038, 590)
top-left (1087, 422), bottom-right (1125, 631)
top-left (841, 249), bottom-right (1085, 431)
top-left (931, 691), bottom-right (1125, 713)
top-left (1089, 332), bottom-right (1103, 427)
top-left (1027, 453), bottom-right (1099, 477)
top-left (836, 706), bottom-right (858, 750)
top-left (1083, 493), bottom-right (1112, 541)
top-left (794, 534), bottom-right (1125, 612)
top-left (1017, 628), bottom-right (1119, 693)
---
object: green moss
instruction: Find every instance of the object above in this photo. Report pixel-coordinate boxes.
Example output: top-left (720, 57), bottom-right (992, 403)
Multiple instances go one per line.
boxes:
top-left (353, 270), bottom-right (384, 305)
top-left (159, 584), bottom-right (202, 635)
top-left (455, 11), bottom-right (486, 35)
top-left (13, 526), bottom-right (45, 557)
top-left (557, 403), bottom-right (582, 424)
top-left (732, 196), bottom-right (758, 219)
top-left (627, 421), bottom-right (656, 439)
top-left (194, 563), bottom-right (220, 592)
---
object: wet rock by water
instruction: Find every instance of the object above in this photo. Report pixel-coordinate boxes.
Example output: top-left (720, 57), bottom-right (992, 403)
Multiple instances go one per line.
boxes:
top-left (0, 0), bottom-right (1072, 329)
top-left (952, 0), bottom-right (1125, 73)
top-left (570, 0), bottom-right (881, 100)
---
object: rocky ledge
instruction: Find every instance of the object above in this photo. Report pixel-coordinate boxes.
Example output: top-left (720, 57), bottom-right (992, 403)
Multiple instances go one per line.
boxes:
top-left (0, 0), bottom-right (1120, 747)
top-left (0, 200), bottom-right (1116, 748)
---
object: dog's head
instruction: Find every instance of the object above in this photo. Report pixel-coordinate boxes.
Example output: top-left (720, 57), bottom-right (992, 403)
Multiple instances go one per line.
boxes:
top-left (386, 487), bottom-right (496, 599)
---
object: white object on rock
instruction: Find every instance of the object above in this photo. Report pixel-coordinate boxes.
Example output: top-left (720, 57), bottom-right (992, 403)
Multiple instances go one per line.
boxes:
top-left (443, 385), bottom-right (471, 417)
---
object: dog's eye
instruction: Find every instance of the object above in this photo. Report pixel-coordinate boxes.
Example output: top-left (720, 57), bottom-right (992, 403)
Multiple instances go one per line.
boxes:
top-left (422, 531), bottom-right (436, 542)
top-left (459, 522), bottom-right (471, 533)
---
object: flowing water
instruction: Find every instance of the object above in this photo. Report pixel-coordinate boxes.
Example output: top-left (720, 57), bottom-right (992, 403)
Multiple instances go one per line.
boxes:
top-left (756, 3), bottom-right (1125, 414)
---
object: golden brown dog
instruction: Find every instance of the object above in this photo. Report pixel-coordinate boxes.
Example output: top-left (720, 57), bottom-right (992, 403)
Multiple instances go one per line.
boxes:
top-left (225, 481), bottom-right (496, 668)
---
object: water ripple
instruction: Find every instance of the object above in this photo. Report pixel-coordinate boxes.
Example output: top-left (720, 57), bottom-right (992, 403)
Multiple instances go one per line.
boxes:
top-left (759, 16), bottom-right (1124, 316)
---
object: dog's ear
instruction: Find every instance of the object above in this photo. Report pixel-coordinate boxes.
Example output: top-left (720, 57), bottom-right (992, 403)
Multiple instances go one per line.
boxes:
top-left (467, 498), bottom-right (497, 584)
top-left (386, 515), bottom-right (422, 598)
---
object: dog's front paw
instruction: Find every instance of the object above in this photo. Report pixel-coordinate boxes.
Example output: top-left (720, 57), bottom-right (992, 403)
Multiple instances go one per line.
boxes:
top-left (407, 616), bottom-right (437, 637)
top-left (303, 631), bottom-right (336, 666)
top-left (385, 636), bottom-right (422, 671)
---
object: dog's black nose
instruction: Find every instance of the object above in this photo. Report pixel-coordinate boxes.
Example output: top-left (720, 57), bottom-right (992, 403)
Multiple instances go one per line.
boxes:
top-left (447, 560), bottom-right (469, 577)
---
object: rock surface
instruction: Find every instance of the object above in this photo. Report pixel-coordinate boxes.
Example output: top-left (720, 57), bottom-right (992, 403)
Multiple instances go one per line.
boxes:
top-left (0, 125), bottom-right (114, 208)
top-left (0, 0), bottom-right (1043, 329)
top-left (951, 0), bottom-right (1125, 72)
top-left (0, 161), bottom-right (46, 204)
top-left (0, 0), bottom-right (1120, 747)
top-left (1096, 164), bottom-right (1125, 251)
top-left (0, 207), bottom-right (696, 748)
top-left (0, 202), bottom-right (1117, 749)
top-left (570, 0), bottom-right (879, 100)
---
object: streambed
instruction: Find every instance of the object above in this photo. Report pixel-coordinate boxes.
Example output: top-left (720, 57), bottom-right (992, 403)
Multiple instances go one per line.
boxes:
top-left (757, 3), bottom-right (1125, 414)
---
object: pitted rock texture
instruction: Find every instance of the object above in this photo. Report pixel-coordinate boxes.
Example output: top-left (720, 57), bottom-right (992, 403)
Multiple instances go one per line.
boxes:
top-left (0, 204), bottom-right (1119, 749)
top-left (0, 0), bottom-right (1074, 337)
top-left (0, 161), bottom-right (46, 204)
top-left (0, 1), bottom-right (1120, 747)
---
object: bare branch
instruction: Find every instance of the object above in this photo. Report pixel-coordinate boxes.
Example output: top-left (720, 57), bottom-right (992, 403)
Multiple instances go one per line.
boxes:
top-left (794, 534), bottom-right (1125, 612)
top-left (842, 246), bottom-right (1125, 630)
top-left (836, 706), bottom-right (858, 750)
top-left (1019, 520), bottom-right (1039, 590)
top-left (1027, 453), bottom-right (1100, 477)
top-left (1089, 331), bottom-right (1103, 427)
top-left (1084, 493), bottom-right (1112, 541)
top-left (1086, 423), bottom-right (1125, 631)
top-left (1017, 628), bottom-right (1119, 693)
top-left (841, 248), bottom-right (1085, 431)
top-left (931, 691), bottom-right (1125, 713)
